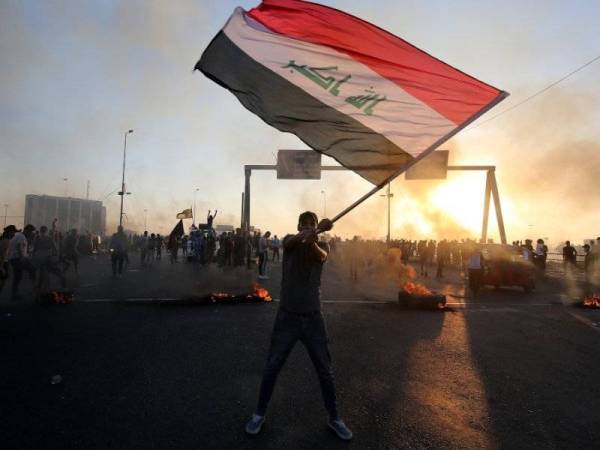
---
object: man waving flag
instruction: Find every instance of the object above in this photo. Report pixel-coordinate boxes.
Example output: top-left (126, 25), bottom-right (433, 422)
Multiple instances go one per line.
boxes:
top-left (196, 0), bottom-right (507, 187)
top-left (196, 1), bottom-right (507, 440)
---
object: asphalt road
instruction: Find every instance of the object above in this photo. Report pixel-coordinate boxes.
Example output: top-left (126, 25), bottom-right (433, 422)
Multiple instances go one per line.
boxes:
top-left (2, 252), bottom-right (600, 449)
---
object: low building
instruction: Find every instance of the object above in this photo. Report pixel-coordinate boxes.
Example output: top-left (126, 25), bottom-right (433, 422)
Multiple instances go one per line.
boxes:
top-left (24, 194), bottom-right (106, 236)
top-left (215, 224), bottom-right (235, 234)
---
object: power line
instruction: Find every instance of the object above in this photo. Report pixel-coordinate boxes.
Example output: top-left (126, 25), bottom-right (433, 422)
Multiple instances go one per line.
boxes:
top-left (467, 53), bottom-right (600, 131)
top-left (102, 187), bottom-right (120, 201)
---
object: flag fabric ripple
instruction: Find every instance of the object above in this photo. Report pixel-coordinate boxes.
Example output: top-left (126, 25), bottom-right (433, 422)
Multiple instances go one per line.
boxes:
top-left (196, 0), bottom-right (507, 186)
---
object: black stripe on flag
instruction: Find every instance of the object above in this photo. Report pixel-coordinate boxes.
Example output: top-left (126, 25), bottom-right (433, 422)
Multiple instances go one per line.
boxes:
top-left (196, 31), bottom-right (414, 186)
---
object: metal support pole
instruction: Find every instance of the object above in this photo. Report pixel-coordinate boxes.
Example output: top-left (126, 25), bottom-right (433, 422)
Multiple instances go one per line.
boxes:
top-left (490, 171), bottom-right (507, 244)
top-left (119, 132), bottom-right (130, 228)
top-left (244, 167), bottom-right (252, 268)
top-left (481, 170), bottom-right (492, 243)
top-left (193, 188), bottom-right (199, 226)
top-left (387, 183), bottom-right (391, 244)
top-left (244, 167), bottom-right (251, 234)
top-left (241, 192), bottom-right (245, 229)
top-left (379, 183), bottom-right (393, 245)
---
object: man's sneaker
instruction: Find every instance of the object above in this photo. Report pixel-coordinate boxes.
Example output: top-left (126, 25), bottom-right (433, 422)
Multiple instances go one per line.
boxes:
top-left (328, 418), bottom-right (353, 441)
top-left (245, 414), bottom-right (266, 435)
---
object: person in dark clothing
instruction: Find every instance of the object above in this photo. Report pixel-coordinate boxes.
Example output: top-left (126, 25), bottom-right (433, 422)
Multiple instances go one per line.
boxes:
top-left (168, 235), bottom-right (179, 263)
top-left (155, 234), bottom-right (163, 261)
top-left (233, 228), bottom-right (245, 266)
top-left (562, 240), bottom-right (577, 271)
top-left (245, 211), bottom-right (352, 441)
top-left (182, 235), bottom-right (188, 257)
top-left (436, 239), bottom-right (448, 278)
top-left (110, 226), bottom-right (128, 277)
top-left (8, 224), bottom-right (37, 300)
top-left (32, 226), bottom-right (66, 292)
top-left (225, 232), bottom-right (234, 266)
top-left (207, 210), bottom-right (218, 228)
top-left (62, 229), bottom-right (79, 274)
top-left (0, 225), bottom-right (17, 296)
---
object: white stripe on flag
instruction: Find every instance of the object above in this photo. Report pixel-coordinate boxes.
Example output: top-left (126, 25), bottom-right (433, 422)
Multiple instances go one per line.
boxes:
top-left (224, 8), bottom-right (455, 157)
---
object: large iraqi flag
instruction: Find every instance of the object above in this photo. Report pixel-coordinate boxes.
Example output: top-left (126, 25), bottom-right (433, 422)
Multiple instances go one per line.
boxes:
top-left (196, 0), bottom-right (507, 186)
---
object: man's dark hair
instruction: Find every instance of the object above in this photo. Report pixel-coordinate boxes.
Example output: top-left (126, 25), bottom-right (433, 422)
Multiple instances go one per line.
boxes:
top-left (40, 226), bottom-right (48, 233)
top-left (298, 211), bottom-right (318, 226)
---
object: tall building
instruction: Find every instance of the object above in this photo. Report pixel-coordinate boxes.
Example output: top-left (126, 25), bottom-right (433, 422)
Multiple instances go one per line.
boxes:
top-left (24, 195), bottom-right (106, 236)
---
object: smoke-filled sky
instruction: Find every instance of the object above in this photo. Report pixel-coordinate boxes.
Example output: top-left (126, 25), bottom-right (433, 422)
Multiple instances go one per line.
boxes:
top-left (1, 0), bottom-right (599, 244)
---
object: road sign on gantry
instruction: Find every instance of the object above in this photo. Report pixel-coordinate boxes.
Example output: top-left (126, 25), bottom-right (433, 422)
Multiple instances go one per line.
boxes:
top-left (405, 151), bottom-right (449, 180)
top-left (277, 150), bottom-right (322, 179)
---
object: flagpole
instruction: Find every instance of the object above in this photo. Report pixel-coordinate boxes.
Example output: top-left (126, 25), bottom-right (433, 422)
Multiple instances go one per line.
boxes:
top-left (327, 91), bottom-right (509, 226)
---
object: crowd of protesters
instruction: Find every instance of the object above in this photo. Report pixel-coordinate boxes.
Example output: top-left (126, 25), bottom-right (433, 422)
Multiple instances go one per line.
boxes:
top-left (326, 236), bottom-right (600, 283)
top-left (0, 221), bottom-right (101, 300)
top-left (3, 209), bottom-right (599, 301)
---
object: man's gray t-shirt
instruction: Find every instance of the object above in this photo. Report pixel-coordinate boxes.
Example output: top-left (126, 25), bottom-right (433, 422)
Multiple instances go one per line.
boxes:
top-left (280, 235), bottom-right (329, 313)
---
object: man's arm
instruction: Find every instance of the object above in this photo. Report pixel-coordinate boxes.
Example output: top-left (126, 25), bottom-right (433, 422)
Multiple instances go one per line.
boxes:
top-left (283, 231), bottom-right (310, 251)
top-left (283, 231), bottom-right (329, 262)
top-left (310, 241), bottom-right (328, 263)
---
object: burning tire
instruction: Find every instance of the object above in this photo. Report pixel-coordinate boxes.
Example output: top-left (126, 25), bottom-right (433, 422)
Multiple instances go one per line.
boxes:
top-left (397, 291), bottom-right (447, 310)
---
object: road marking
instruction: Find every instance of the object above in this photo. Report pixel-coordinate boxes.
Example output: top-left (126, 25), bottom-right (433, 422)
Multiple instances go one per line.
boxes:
top-left (78, 298), bottom-right (116, 303)
top-left (77, 297), bottom-right (177, 303)
top-left (564, 309), bottom-right (600, 333)
top-left (77, 297), bottom-right (560, 309)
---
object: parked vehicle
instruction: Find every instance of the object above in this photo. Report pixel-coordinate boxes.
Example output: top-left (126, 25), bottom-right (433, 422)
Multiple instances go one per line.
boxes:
top-left (468, 244), bottom-right (536, 295)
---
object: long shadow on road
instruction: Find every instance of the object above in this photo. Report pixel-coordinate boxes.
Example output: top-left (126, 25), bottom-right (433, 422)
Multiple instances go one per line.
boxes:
top-left (1, 301), bottom-right (453, 449)
top-left (463, 287), bottom-right (600, 449)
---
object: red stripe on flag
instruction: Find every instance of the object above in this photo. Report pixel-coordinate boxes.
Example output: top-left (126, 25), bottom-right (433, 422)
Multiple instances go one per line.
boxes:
top-left (248, 0), bottom-right (501, 126)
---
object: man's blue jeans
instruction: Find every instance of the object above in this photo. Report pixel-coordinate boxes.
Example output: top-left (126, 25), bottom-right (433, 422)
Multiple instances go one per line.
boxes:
top-left (258, 251), bottom-right (268, 276)
top-left (255, 308), bottom-right (339, 420)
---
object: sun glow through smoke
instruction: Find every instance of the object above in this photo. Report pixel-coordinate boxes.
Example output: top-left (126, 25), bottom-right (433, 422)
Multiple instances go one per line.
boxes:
top-left (428, 176), bottom-right (484, 234)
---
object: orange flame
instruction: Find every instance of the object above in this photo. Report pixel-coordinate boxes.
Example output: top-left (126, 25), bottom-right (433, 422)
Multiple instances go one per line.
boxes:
top-left (209, 285), bottom-right (272, 303)
top-left (252, 284), bottom-right (273, 302)
top-left (401, 281), bottom-right (432, 296)
top-left (583, 294), bottom-right (600, 309)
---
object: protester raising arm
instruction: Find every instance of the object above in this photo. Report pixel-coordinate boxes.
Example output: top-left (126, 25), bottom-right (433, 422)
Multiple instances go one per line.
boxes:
top-left (282, 218), bottom-right (332, 263)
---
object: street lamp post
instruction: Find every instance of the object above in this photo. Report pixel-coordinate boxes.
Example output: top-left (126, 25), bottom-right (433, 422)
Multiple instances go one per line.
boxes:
top-left (321, 190), bottom-right (327, 218)
top-left (379, 183), bottom-right (394, 245)
top-left (193, 188), bottom-right (200, 225)
top-left (144, 209), bottom-right (148, 231)
top-left (119, 129), bottom-right (134, 228)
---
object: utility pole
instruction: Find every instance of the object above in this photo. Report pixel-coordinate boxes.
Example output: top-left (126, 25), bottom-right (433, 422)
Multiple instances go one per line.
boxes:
top-left (193, 188), bottom-right (199, 226)
top-left (119, 129), bottom-right (134, 228)
top-left (144, 209), bottom-right (148, 231)
top-left (379, 183), bottom-right (393, 245)
top-left (241, 192), bottom-right (245, 229)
